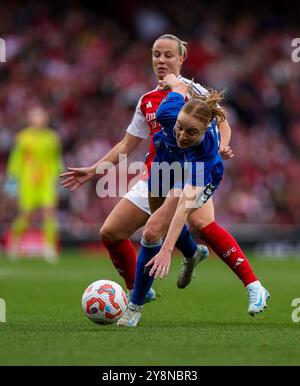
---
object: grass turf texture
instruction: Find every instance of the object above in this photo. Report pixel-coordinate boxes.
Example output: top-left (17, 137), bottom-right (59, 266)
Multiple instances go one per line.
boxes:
top-left (0, 251), bottom-right (300, 366)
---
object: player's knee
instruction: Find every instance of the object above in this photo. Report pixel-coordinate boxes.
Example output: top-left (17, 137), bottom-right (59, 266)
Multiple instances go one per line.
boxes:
top-left (99, 225), bottom-right (120, 242)
top-left (142, 223), bottom-right (162, 243)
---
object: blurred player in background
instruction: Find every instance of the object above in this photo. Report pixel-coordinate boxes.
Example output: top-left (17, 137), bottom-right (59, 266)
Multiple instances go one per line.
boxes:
top-left (5, 106), bottom-right (62, 262)
top-left (61, 35), bottom-right (263, 312)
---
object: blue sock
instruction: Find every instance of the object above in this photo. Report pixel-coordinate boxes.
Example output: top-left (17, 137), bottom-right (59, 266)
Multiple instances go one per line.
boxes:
top-left (175, 224), bottom-right (197, 259)
top-left (131, 239), bottom-right (162, 306)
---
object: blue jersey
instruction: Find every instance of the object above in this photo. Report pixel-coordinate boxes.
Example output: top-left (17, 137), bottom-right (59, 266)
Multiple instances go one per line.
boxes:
top-left (149, 91), bottom-right (224, 196)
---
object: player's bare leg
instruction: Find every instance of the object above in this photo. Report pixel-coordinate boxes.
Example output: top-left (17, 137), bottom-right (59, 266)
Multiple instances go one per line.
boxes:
top-left (100, 197), bottom-right (149, 242)
top-left (187, 197), bottom-right (215, 232)
top-left (118, 190), bottom-right (209, 327)
top-left (188, 199), bottom-right (269, 315)
top-left (118, 193), bottom-right (182, 327)
top-left (168, 198), bottom-right (213, 288)
top-left (148, 195), bottom-right (166, 214)
top-left (100, 197), bottom-right (157, 302)
top-left (143, 192), bottom-right (182, 242)
top-left (144, 192), bottom-right (208, 290)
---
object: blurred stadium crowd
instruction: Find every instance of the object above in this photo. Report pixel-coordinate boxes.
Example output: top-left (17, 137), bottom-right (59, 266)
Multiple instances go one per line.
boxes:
top-left (0, 1), bottom-right (299, 240)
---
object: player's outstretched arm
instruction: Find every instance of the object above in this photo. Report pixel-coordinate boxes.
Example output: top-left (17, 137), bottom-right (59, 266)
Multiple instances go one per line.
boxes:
top-left (60, 133), bottom-right (143, 190)
top-left (218, 118), bottom-right (234, 160)
top-left (146, 184), bottom-right (204, 279)
top-left (60, 166), bottom-right (96, 191)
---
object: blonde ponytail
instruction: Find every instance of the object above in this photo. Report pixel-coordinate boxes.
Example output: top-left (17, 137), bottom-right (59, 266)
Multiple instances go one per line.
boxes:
top-left (182, 87), bottom-right (226, 127)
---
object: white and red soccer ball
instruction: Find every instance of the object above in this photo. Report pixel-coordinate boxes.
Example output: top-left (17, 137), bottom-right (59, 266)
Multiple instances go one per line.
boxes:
top-left (82, 280), bottom-right (127, 325)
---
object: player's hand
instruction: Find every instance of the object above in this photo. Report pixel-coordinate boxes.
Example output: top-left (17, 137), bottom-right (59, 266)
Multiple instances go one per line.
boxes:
top-left (158, 74), bottom-right (179, 90)
top-left (145, 250), bottom-right (171, 279)
top-left (158, 79), bottom-right (170, 90)
top-left (219, 145), bottom-right (234, 160)
top-left (59, 166), bottom-right (95, 191)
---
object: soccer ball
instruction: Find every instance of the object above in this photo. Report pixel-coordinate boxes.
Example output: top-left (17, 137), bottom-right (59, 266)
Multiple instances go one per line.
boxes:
top-left (82, 279), bottom-right (127, 325)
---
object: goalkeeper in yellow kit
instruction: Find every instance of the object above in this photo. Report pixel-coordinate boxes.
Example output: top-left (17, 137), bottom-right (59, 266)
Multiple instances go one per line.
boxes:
top-left (6, 106), bottom-right (63, 261)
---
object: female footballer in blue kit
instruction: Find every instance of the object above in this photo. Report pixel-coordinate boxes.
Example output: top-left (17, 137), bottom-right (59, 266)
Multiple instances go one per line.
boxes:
top-left (61, 36), bottom-right (268, 317)
top-left (117, 74), bottom-right (268, 327)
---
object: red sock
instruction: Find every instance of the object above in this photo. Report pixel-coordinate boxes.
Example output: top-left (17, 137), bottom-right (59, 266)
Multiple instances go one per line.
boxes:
top-left (200, 222), bottom-right (258, 286)
top-left (102, 239), bottom-right (137, 290)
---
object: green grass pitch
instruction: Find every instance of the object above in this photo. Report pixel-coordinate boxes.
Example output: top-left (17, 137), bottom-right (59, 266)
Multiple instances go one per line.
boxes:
top-left (0, 250), bottom-right (300, 366)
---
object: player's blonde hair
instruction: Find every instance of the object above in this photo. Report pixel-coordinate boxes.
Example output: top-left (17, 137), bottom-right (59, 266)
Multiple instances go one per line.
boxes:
top-left (183, 84), bottom-right (226, 128)
top-left (154, 34), bottom-right (188, 59)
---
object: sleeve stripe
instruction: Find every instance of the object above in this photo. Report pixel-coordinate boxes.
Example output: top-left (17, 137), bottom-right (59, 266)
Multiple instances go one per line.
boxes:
top-left (180, 77), bottom-right (206, 95)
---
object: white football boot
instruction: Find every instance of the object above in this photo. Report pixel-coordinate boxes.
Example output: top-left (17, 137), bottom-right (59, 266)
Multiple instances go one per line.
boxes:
top-left (247, 280), bottom-right (270, 316)
top-left (177, 244), bottom-right (209, 289)
top-left (117, 302), bottom-right (142, 327)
